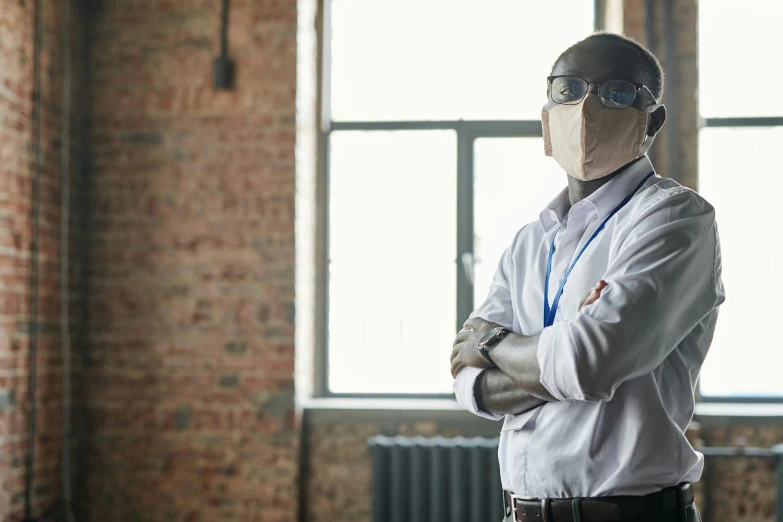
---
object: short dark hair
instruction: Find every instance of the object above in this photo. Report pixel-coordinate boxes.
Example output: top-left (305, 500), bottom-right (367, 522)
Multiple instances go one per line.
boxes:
top-left (552, 32), bottom-right (665, 101)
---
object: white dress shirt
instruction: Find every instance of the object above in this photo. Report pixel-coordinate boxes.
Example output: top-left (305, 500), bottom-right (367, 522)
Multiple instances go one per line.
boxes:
top-left (454, 156), bottom-right (725, 498)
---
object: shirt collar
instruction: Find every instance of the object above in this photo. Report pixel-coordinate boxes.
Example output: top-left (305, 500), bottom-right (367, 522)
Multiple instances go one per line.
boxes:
top-left (539, 156), bottom-right (657, 232)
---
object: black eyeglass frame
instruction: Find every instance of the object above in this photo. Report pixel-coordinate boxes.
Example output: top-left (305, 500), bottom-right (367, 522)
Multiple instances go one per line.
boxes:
top-left (546, 75), bottom-right (658, 110)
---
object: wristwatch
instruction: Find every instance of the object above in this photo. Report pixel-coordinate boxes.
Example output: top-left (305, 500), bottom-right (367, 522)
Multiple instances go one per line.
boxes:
top-left (477, 326), bottom-right (510, 365)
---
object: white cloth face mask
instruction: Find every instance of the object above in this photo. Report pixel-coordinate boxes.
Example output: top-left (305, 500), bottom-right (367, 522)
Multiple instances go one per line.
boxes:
top-left (542, 93), bottom-right (661, 181)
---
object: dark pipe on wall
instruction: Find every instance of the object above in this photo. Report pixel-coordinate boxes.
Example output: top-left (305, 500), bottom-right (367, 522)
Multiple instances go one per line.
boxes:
top-left (24, 0), bottom-right (43, 518)
top-left (214, 0), bottom-right (234, 90)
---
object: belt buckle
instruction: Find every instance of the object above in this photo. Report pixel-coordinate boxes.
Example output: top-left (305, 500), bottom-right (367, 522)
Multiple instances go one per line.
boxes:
top-left (510, 494), bottom-right (537, 521)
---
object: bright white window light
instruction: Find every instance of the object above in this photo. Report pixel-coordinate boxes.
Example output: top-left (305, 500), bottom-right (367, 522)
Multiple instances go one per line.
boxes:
top-left (327, 1), bottom-right (593, 394)
top-left (698, 0), bottom-right (783, 397)
top-left (330, 0), bottom-right (594, 121)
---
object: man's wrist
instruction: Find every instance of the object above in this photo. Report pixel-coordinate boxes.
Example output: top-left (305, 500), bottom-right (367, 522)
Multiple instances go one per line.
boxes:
top-left (473, 368), bottom-right (485, 396)
top-left (493, 330), bottom-right (521, 353)
top-left (477, 326), bottom-right (511, 365)
top-left (473, 368), bottom-right (491, 414)
top-left (490, 332), bottom-right (531, 368)
top-left (490, 332), bottom-right (558, 402)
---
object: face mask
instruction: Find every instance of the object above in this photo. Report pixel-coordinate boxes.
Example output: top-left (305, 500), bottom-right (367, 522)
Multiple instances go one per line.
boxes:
top-left (542, 93), bottom-right (659, 181)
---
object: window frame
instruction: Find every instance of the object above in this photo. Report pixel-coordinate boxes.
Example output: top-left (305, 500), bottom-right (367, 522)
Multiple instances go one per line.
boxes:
top-left (696, 117), bottom-right (783, 403)
top-left (696, 0), bottom-right (783, 401)
top-left (314, 0), bottom-right (598, 398)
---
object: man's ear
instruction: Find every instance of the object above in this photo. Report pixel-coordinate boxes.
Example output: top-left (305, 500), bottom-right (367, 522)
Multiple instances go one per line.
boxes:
top-left (647, 105), bottom-right (666, 136)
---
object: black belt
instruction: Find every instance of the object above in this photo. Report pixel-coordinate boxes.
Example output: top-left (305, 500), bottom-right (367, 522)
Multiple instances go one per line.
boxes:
top-left (503, 483), bottom-right (694, 522)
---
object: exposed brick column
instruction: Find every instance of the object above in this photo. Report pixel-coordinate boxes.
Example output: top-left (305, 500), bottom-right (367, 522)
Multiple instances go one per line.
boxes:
top-left (0, 1), bottom-right (88, 520)
top-left (623, 0), bottom-right (699, 190)
top-left (83, 1), bottom-right (298, 521)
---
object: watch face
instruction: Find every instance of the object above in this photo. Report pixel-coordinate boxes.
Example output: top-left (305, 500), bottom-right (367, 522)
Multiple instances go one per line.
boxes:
top-left (479, 327), bottom-right (502, 348)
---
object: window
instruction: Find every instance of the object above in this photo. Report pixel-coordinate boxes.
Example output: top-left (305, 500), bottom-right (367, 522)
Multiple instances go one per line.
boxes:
top-left (697, 0), bottom-right (783, 399)
top-left (322, 0), bottom-right (595, 395)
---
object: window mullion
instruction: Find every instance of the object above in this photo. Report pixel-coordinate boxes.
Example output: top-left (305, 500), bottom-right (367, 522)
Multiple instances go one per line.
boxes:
top-left (456, 130), bottom-right (476, 332)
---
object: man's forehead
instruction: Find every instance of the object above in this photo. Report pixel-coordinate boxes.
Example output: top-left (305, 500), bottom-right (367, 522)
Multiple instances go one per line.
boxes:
top-left (552, 41), bottom-right (644, 83)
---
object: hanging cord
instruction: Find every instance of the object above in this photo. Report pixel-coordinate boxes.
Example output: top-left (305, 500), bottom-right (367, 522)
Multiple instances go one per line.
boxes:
top-left (60, 1), bottom-right (76, 521)
top-left (24, 0), bottom-right (43, 520)
top-left (220, 0), bottom-right (229, 58)
top-left (213, 0), bottom-right (233, 89)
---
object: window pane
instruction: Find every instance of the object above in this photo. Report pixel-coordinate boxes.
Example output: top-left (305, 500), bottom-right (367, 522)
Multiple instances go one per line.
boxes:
top-left (328, 131), bottom-right (457, 394)
top-left (330, 0), bottom-right (594, 121)
top-left (698, 127), bottom-right (783, 396)
top-left (700, 0), bottom-right (783, 117)
top-left (473, 138), bottom-right (566, 309)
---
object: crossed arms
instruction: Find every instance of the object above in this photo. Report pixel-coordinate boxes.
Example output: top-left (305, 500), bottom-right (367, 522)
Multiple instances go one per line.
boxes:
top-left (451, 189), bottom-right (723, 418)
top-left (451, 283), bottom-right (605, 417)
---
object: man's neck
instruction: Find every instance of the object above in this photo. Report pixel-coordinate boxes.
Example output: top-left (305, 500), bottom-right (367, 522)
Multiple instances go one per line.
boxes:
top-left (566, 156), bottom-right (645, 206)
top-left (567, 173), bottom-right (618, 206)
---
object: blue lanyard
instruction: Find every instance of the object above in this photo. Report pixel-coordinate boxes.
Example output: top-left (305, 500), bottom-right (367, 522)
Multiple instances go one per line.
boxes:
top-left (543, 171), bottom-right (656, 328)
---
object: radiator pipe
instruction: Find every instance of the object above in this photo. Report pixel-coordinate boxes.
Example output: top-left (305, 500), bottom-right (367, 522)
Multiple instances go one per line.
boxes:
top-left (59, 1), bottom-right (76, 520)
top-left (23, 0), bottom-right (43, 519)
top-left (776, 445), bottom-right (783, 522)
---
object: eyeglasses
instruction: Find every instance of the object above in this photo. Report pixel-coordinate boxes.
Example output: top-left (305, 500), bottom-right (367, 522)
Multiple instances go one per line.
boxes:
top-left (547, 75), bottom-right (656, 109)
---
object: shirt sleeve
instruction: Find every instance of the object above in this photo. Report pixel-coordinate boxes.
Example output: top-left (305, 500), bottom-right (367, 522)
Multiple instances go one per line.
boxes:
top-left (537, 188), bottom-right (725, 402)
top-left (453, 242), bottom-right (517, 420)
top-left (453, 366), bottom-right (504, 420)
top-left (469, 243), bottom-right (517, 329)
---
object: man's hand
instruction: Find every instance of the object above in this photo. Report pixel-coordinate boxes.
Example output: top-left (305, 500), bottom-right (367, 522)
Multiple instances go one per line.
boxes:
top-left (579, 280), bottom-right (607, 312)
top-left (450, 317), bottom-right (501, 378)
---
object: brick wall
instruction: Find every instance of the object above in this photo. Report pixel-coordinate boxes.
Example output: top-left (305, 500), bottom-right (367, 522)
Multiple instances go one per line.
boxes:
top-left (0, 2), bottom-right (38, 517)
top-left (0, 1), bottom-right (88, 520)
top-left (622, 0), bottom-right (699, 190)
top-left (699, 422), bottom-right (783, 522)
top-left (80, 1), bottom-right (298, 521)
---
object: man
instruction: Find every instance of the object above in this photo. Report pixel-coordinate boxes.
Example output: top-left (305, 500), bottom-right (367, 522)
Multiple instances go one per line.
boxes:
top-left (450, 33), bottom-right (724, 522)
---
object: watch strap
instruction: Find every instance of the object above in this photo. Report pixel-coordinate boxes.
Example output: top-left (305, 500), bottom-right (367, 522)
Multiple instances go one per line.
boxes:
top-left (479, 345), bottom-right (496, 365)
top-left (478, 326), bottom-right (509, 364)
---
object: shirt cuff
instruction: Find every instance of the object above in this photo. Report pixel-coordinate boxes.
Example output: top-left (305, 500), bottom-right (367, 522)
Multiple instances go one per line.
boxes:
top-left (453, 366), bottom-right (503, 421)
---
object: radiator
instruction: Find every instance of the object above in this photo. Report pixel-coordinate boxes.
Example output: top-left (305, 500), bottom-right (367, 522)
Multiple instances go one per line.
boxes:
top-left (368, 435), bottom-right (504, 522)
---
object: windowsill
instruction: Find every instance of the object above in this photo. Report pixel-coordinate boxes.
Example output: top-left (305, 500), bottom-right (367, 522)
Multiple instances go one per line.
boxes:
top-left (298, 400), bottom-right (783, 431)
top-left (300, 396), bottom-right (463, 412)
top-left (302, 399), bottom-right (783, 415)
top-left (695, 402), bottom-right (783, 417)
top-left (299, 397), bottom-right (502, 436)
top-left (695, 402), bottom-right (783, 426)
